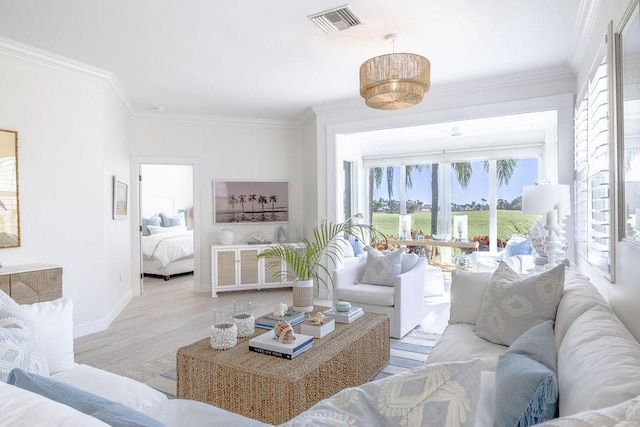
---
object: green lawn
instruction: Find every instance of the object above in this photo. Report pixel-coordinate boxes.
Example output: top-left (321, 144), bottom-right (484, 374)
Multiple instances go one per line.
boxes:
top-left (372, 210), bottom-right (538, 241)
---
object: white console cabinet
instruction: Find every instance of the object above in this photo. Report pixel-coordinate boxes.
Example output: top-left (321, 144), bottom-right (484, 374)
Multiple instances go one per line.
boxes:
top-left (211, 244), bottom-right (291, 297)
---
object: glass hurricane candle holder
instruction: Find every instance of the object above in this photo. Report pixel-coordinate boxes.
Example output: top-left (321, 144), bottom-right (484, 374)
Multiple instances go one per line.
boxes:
top-left (233, 300), bottom-right (255, 338)
top-left (210, 308), bottom-right (237, 350)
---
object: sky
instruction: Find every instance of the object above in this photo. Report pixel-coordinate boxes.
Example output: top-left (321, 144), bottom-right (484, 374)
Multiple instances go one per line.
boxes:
top-left (372, 158), bottom-right (538, 205)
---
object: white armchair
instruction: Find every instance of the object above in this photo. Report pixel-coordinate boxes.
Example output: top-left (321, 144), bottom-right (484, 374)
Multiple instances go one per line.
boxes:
top-left (471, 236), bottom-right (535, 274)
top-left (332, 251), bottom-right (431, 338)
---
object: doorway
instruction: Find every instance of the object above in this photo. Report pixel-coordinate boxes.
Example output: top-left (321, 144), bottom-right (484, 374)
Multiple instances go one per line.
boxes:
top-left (132, 158), bottom-right (200, 296)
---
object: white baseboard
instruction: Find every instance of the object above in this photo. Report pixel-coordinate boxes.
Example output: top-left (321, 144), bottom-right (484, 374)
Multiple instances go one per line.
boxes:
top-left (73, 289), bottom-right (133, 338)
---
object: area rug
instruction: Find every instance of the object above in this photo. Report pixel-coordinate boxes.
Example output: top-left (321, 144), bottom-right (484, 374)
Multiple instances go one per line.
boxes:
top-left (122, 329), bottom-right (441, 399)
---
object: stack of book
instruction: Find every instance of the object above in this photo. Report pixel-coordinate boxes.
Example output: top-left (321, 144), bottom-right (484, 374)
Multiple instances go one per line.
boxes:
top-left (248, 330), bottom-right (313, 360)
top-left (254, 310), bottom-right (305, 329)
top-left (323, 306), bottom-right (364, 323)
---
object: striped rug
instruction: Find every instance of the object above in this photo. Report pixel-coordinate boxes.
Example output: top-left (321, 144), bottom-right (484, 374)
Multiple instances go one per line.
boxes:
top-left (123, 328), bottom-right (441, 398)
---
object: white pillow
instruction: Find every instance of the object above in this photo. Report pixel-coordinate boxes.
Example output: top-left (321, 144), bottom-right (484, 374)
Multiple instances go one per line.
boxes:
top-left (147, 224), bottom-right (187, 234)
top-left (557, 306), bottom-right (640, 417)
top-left (0, 381), bottom-right (109, 426)
top-left (360, 247), bottom-right (404, 286)
top-left (537, 395), bottom-right (640, 426)
top-left (21, 298), bottom-right (75, 374)
top-left (52, 364), bottom-right (168, 411)
top-left (449, 270), bottom-right (492, 325)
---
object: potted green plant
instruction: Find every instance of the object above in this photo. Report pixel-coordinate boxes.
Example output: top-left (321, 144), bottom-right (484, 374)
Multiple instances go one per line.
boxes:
top-left (257, 218), bottom-right (385, 312)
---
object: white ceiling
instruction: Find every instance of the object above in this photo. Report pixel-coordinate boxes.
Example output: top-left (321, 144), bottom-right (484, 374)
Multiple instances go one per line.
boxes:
top-left (0, 0), bottom-right (584, 122)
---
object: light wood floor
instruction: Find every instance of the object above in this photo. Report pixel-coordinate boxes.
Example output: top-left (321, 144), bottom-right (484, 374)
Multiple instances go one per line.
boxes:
top-left (74, 274), bottom-right (450, 375)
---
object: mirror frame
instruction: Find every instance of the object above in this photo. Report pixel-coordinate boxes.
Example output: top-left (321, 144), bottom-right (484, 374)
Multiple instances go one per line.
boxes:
top-left (0, 129), bottom-right (20, 248)
top-left (615, 0), bottom-right (640, 248)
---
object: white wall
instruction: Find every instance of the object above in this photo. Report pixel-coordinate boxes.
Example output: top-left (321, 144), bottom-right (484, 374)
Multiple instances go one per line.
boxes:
top-left (572, 0), bottom-right (640, 341)
top-left (131, 117), bottom-right (303, 291)
top-left (140, 164), bottom-right (193, 216)
top-left (0, 42), bottom-right (132, 336)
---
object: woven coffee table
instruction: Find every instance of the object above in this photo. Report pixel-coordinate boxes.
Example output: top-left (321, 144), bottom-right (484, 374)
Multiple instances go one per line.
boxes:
top-left (176, 308), bottom-right (390, 424)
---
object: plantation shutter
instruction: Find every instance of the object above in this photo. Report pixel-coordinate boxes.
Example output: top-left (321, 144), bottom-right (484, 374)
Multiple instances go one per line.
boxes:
top-left (573, 36), bottom-right (615, 281)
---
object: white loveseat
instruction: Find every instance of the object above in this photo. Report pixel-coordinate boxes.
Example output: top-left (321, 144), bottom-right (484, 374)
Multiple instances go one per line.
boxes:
top-left (428, 265), bottom-right (640, 426)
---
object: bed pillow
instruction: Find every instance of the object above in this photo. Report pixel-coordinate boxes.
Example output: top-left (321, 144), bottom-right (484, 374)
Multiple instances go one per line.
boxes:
top-left (147, 224), bottom-right (186, 234)
top-left (494, 321), bottom-right (558, 426)
top-left (282, 359), bottom-right (481, 427)
top-left (474, 262), bottom-right (564, 346)
top-left (160, 212), bottom-right (185, 228)
top-left (142, 216), bottom-right (161, 236)
top-left (8, 368), bottom-right (164, 427)
top-left (360, 247), bottom-right (404, 286)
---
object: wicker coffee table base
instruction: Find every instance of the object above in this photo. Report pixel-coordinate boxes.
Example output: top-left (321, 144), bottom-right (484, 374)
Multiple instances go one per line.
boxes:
top-left (177, 310), bottom-right (390, 424)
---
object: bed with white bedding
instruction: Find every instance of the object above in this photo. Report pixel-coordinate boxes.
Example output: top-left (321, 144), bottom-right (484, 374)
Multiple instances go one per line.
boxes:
top-left (142, 227), bottom-right (194, 280)
top-left (140, 197), bottom-right (194, 281)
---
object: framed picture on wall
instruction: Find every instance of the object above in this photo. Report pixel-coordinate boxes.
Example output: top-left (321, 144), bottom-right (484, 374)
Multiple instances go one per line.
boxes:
top-left (214, 180), bottom-right (289, 224)
top-left (113, 175), bottom-right (128, 220)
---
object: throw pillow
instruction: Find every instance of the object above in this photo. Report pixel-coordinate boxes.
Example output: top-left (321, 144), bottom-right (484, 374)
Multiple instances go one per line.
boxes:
top-left (449, 270), bottom-right (492, 325)
top-left (8, 368), bottom-right (164, 427)
top-left (142, 215), bottom-right (161, 236)
top-left (281, 359), bottom-right (481, 427)
top-left (349, 237), bottom-right (365, 256)
top-left (0, 328), bottom-right (49, 382)
top-left (536, 395), bottom-right (640, 426)
top-left (474, 262), bottom-right (565, 346)
top-left (505, 238), bottom-right (534, 257)
top-left (20, 298), bottom-right (75, 375)
top-left (360, 247), bottom-right (404, 286)
top-left (494, 321), bottom-right (558, 426)
top-left (147, 224), bottom-right (187, 234)
top-left (160, 212), bottom-right (185, 228)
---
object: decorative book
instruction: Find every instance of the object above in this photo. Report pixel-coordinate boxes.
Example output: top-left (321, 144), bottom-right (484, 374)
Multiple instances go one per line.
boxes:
top-left (248, 330), bottom-right (314, 355)
top-left (323, 307), bottom-right (364, 323)
top-left (255, 310), bottom-right (305, 329)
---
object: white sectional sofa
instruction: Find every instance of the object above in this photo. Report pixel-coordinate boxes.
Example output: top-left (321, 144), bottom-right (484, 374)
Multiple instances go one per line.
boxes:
top-left (3, 261), bottom-right (640, 426)
top-left (429, 264), bottom-right (640, 426)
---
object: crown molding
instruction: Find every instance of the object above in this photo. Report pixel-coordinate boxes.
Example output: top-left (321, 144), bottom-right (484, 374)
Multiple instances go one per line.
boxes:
top-left (0, 36), bottom-right (135, 116)
top-left (311, 65), bottom-right (576, 118)
top-left (568, 0), bottom-right (603, 73)
top-left (132, 111), bottom-right (299, 129)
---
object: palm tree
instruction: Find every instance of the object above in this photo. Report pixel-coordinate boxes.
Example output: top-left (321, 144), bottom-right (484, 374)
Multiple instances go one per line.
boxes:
top-left (227, 194), bottom-right (238, 220)
top-left (248, 194), bottom-right (257, 219)
top-left (258, 195), bottom-right (268, 213)
top-left (429, 159), bottom-right (517, 235)
top-left (269, 194), bottom-right (278, 212)
top-left (238, 194), bottom-right (247, 214)
top-left (368, 168), bottom-right (384, 224)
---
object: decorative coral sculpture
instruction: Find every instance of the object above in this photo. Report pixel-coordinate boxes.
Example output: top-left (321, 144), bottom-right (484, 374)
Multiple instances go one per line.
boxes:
top-left (307, 311), bottom-right (326, 326)
top-left (273, 321), bottom-right (296, 343)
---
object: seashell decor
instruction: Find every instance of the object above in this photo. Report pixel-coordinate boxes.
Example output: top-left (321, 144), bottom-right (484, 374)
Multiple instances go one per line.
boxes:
top-left (273, 321), bottom-right (296, 343)
top-left (307, 311), bottom-right (326, 326)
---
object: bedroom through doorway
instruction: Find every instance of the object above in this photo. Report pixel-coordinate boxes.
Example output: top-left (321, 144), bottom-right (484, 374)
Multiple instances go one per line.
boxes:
top-left (139, 163), bottom-right (195, 295)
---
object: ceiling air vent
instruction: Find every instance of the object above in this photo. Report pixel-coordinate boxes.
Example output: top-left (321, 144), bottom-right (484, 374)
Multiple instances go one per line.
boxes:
top-left (308, 5), bottom-right (362, 34)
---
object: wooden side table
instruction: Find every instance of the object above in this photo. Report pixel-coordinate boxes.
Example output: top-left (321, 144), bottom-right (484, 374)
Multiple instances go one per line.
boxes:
top-left (0, 263), bottom-right (63, 304)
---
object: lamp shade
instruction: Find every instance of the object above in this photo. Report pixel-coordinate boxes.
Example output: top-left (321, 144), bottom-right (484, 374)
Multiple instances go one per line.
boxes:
top-left (359, 53), bottom-right (430, 110)
top-left (521, 184), bottom-right (571, 217)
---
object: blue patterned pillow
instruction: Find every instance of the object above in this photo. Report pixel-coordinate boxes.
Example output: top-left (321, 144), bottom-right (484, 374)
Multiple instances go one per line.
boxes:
top-left (360, 248), bottom-right (404, 286)
top-left (494, 320), bottom-right (558, 426)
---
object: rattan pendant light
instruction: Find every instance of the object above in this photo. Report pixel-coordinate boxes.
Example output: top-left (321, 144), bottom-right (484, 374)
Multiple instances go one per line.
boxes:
top-left (359, 35), bottom-right (430, 110)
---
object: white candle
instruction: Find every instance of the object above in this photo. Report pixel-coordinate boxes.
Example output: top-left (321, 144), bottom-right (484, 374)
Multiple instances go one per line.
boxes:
top-left (546, 209), bottom-right (558, 227)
